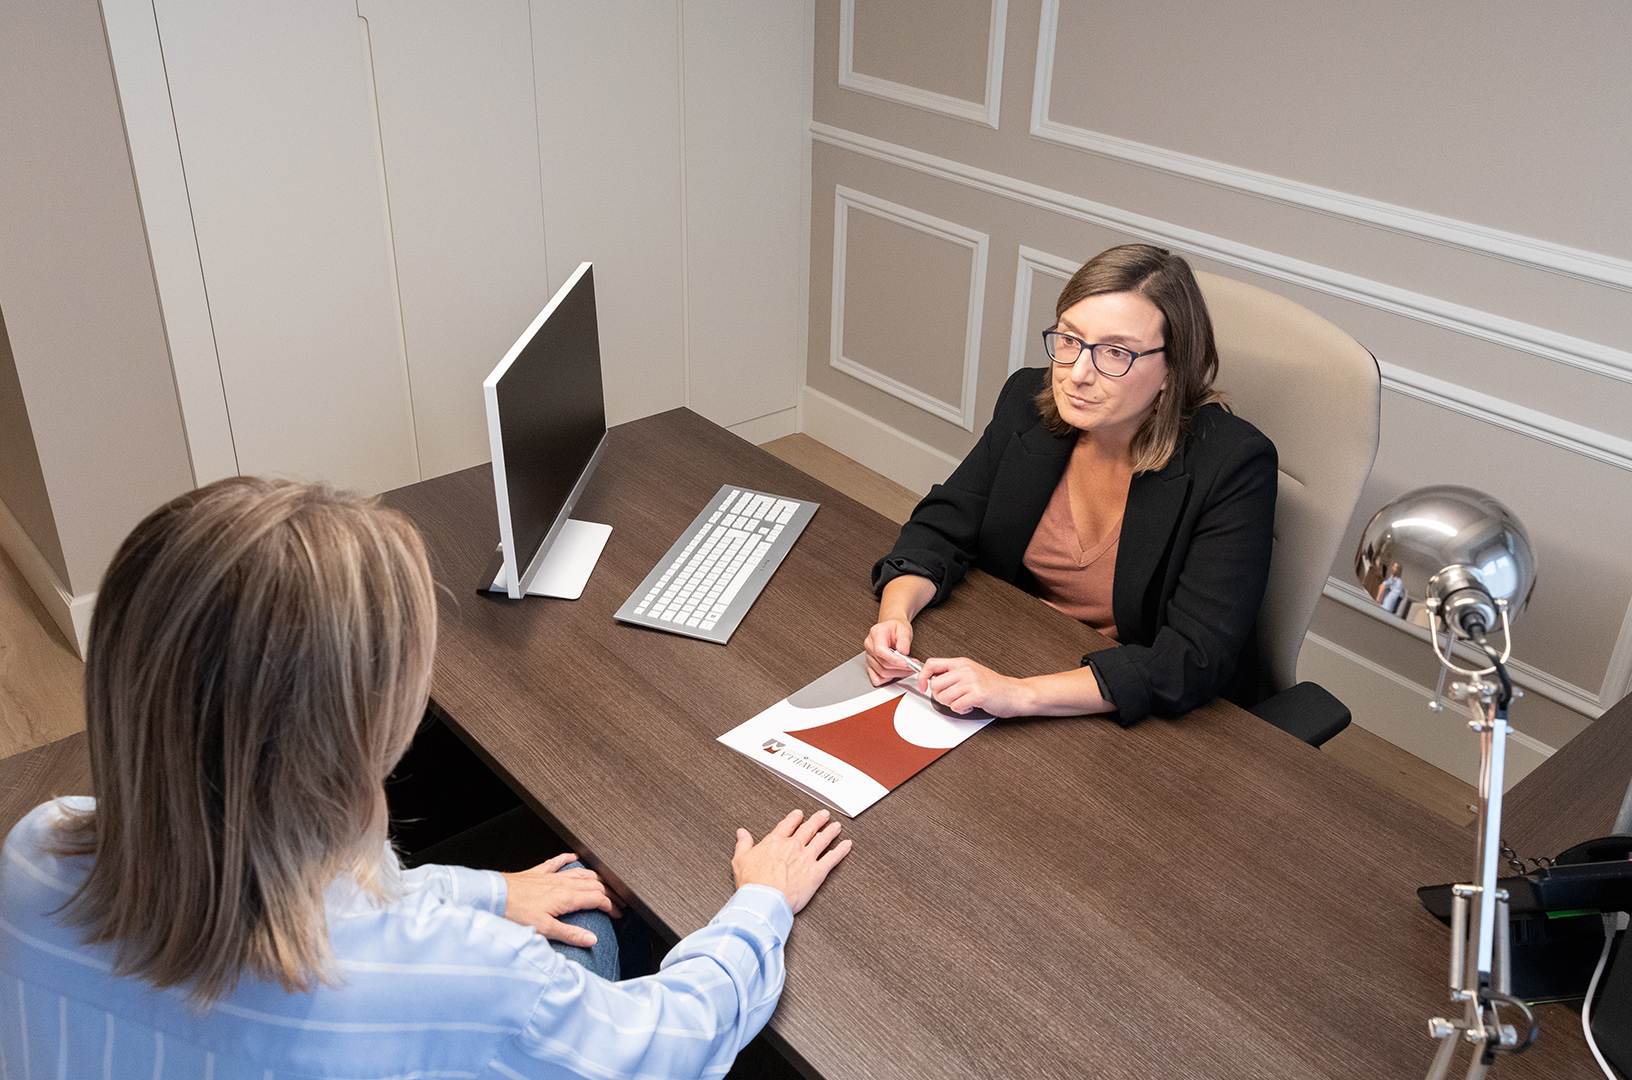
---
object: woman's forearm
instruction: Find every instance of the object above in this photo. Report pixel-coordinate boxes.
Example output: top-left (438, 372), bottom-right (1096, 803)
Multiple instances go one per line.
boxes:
top-left (1016, 664), bottom-right (1114, 717)
top-left (878, 574), bottom-right (936, 625)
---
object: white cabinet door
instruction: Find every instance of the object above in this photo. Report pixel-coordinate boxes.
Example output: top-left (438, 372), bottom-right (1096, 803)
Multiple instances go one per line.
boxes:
top-left (359, 0), bottom-right (552, 481)
top-left (531, 1), bottom-right (690, 427)
top-left (154, 0), bottom-right (419, 493)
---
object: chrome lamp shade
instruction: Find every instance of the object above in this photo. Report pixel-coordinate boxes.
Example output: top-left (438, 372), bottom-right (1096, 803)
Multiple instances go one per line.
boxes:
top-left (1356, 485), bottom-right (1535, 642)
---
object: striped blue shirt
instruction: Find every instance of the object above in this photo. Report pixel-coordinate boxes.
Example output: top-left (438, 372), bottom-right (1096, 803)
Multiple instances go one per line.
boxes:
top-left (0, 798), bottom-right (794, 1079)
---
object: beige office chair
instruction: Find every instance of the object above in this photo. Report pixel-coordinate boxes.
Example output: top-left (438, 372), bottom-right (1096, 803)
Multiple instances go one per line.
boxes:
top-left (1198, 271), bottom-right (1381, 745)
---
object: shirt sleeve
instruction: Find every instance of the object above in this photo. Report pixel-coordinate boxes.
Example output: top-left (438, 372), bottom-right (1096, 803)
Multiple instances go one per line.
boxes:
top-left (489, 885), bottom-right (794, 1080)
top-left (400, 861), bottom-right (509, 917)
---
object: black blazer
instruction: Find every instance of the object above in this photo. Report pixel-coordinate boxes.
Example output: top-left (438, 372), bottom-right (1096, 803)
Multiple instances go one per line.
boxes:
top-left (873, 367), bottom-right (1277, 725)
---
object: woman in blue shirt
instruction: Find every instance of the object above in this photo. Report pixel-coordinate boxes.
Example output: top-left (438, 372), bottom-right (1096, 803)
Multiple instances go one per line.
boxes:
top-left (0, 477), bottom-right (849, 1079)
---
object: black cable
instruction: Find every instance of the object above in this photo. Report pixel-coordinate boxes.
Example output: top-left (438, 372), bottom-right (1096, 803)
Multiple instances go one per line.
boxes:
top-left (1477, 637), bottom-right (1514, 714)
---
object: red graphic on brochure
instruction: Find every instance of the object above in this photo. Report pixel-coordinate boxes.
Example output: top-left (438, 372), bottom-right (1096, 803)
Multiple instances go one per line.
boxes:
top-left (789, 695), bottom-right (946, 790)
top-left (718, 654), bottom-right (995, 816)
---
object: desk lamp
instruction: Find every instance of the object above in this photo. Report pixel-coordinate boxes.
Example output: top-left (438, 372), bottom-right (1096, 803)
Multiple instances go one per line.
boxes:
top-left (1354, 485), bottom-right (1537, 1080)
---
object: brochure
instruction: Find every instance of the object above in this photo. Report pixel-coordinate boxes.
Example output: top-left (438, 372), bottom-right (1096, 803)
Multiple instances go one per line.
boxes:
top-left (717, 653), bottom-right (994, 816)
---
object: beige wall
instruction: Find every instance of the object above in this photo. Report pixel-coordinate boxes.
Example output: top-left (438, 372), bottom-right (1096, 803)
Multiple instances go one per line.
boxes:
top-left (0, 308), bottom-right (67, 584)
top-left (1044, 0), bottom-right (1632, 262)
top-left (0, 0), bottom-right (195, 613)
top-left (804, 0), bottom-right (1632, 781)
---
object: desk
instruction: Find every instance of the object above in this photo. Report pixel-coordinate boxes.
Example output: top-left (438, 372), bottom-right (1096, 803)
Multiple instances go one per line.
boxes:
top-left (384, 408), bottom-right (1598, 1079)
top-left (1505, 690), bottom-right (1632, 863)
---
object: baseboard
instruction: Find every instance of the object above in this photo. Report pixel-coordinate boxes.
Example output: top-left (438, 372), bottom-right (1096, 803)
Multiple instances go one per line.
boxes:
top-left (726, 406), bottom-right (799, 446)
top-left (0, 499), bottom-right (93, 658)
top-left (1299, 631), bottom-right (1552, 791)
top-left (798, 386), bottom-right (960, 496)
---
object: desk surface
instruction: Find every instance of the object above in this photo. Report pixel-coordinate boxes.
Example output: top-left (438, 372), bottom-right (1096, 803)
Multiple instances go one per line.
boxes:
top-left (384, 408), bottom-right (1597, 1079)
top-left (1505, 689), bottom-right (1632, 862)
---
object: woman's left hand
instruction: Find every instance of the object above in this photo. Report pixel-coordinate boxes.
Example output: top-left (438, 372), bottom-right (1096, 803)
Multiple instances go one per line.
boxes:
top-left (918, 656), bottom-right (1034, 718)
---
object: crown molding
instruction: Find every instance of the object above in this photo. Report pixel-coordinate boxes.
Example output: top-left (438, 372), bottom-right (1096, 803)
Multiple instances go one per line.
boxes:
top-left (1029, 0), bottom-right (1632, 293)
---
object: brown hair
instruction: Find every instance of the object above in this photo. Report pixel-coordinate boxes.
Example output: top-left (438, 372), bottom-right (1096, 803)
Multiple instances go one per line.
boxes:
top-left (51, 477), bottom-right (437, 1005)
top-left (1037, 243), bottom-right (1225, 472)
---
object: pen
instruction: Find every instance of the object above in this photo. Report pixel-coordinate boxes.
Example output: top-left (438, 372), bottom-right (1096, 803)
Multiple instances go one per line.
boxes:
top-left (887, 648), bottom-right (923, 674)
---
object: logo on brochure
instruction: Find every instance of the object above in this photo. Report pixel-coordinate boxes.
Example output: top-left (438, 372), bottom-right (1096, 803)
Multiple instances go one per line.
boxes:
top-left (762, 739), bottom-right (786, 754)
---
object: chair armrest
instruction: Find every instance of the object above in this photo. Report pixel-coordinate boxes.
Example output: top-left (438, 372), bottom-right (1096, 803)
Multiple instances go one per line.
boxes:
top-left (1249, 681), bottom-right (1351, 747)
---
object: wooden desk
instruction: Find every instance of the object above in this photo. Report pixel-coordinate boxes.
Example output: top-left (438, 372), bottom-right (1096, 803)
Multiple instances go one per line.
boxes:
top-left (384, 408), bottom-right (1597, 1079)
top-left (1505, 690), bottom-right (1632, 862)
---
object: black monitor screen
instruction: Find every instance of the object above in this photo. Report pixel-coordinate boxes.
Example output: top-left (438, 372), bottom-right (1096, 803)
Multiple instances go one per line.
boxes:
top-left (491, 264), bottom-right (607, 573)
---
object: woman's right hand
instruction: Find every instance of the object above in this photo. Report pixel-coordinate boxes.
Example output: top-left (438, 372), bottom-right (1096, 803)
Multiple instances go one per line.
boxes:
top-left (502, 854), bottom-right (623, 946)
top-left (864, 574), bottom-right (938, 685)
top-left (863, 618), bottom-right (916, 685)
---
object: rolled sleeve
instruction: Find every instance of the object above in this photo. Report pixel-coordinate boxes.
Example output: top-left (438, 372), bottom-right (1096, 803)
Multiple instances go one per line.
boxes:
top-left (401, 861), bottom-right (509, 917)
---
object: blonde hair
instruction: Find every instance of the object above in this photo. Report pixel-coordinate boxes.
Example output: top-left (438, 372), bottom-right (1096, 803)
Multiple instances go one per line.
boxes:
top-left (1037, 243), bottom-right (1226, 473)
top-left (52, 477), bottom-right (437, 1005)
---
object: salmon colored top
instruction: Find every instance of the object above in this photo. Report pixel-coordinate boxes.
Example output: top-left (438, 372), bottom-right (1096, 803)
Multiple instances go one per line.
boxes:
top-left (1021, 468), bottom-right (1121, 641)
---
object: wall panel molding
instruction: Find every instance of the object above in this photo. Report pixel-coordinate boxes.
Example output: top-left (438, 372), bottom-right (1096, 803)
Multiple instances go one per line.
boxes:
top-left (830, 186), bottom-right (988, 430)
top-left (1028, 0), bottom-right (1632, 294)
top-left (800, 385), bottom-right (961, 496)
top-left (838, 0), bottom-right (1006, 129)
top-left (1006, 245), bottom-right (1075, 374)
top-left (1380, 363), bottom-right (1632, 474)
top-left (809, 123), bottom-right (1632, 470)
top-left (1322, 578), bottom-right (1605, 717)
top-left (1300, 631), bottom-right (1551, 790)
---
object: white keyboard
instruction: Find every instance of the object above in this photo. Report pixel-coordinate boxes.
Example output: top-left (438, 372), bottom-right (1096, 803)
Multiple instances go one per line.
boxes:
top-left (614, 485), bottom-right (818, 643)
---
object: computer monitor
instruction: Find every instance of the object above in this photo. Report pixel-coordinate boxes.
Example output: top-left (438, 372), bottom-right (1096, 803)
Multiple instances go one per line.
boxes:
top-left (479, 261), bottom-right (613, 600)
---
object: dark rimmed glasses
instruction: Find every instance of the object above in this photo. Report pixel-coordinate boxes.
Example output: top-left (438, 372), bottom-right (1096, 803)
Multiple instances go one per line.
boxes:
top-left (1041, 328), bottom-right (1165, 377)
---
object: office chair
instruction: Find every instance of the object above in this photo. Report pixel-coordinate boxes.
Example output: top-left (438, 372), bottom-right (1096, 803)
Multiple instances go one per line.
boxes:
top-left (1197, 271), bottom-right (1381, 746)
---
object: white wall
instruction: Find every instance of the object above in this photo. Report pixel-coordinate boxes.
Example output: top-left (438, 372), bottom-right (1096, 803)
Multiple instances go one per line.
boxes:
top-left (150, 1), bottom-right (422, 494)
top-left (0, 0), bottom-right (812, 651)
top-left (101, 0), bottom-right (813, 491)
top-left (0, 0), bottom-right (196, 653)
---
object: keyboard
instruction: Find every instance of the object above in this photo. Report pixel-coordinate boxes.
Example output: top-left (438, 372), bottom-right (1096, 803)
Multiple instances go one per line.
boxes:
top-left (613, 484), bottom-right (818, 644)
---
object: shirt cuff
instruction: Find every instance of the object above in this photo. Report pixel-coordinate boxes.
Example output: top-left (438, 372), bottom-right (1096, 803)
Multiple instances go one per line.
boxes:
top-left (1084, 646), bottom-right (1150, 727)
top-left (722, 884), bottom-right (795, 941)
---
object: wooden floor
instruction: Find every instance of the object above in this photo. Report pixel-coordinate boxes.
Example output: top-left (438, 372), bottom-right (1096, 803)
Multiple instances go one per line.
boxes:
top-left (0, 434), bottom-right (1477, 828)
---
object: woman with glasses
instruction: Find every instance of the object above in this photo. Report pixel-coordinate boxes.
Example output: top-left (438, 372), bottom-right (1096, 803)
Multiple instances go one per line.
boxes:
top-left (863, 243), bottom-right (1276, 725)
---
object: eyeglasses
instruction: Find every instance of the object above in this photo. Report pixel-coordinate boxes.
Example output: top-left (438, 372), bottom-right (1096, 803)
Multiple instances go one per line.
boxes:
top-left (1041, 328), bottom-right (1165, 377)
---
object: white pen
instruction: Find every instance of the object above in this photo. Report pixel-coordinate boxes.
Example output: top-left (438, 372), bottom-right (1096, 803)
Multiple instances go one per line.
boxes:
top-left (887, 647), bottom-right (923, 674)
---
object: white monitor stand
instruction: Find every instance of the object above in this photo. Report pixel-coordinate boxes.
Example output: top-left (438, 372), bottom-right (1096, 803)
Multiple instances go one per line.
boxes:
top-left (488, 519), bottom-right (612, 600)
